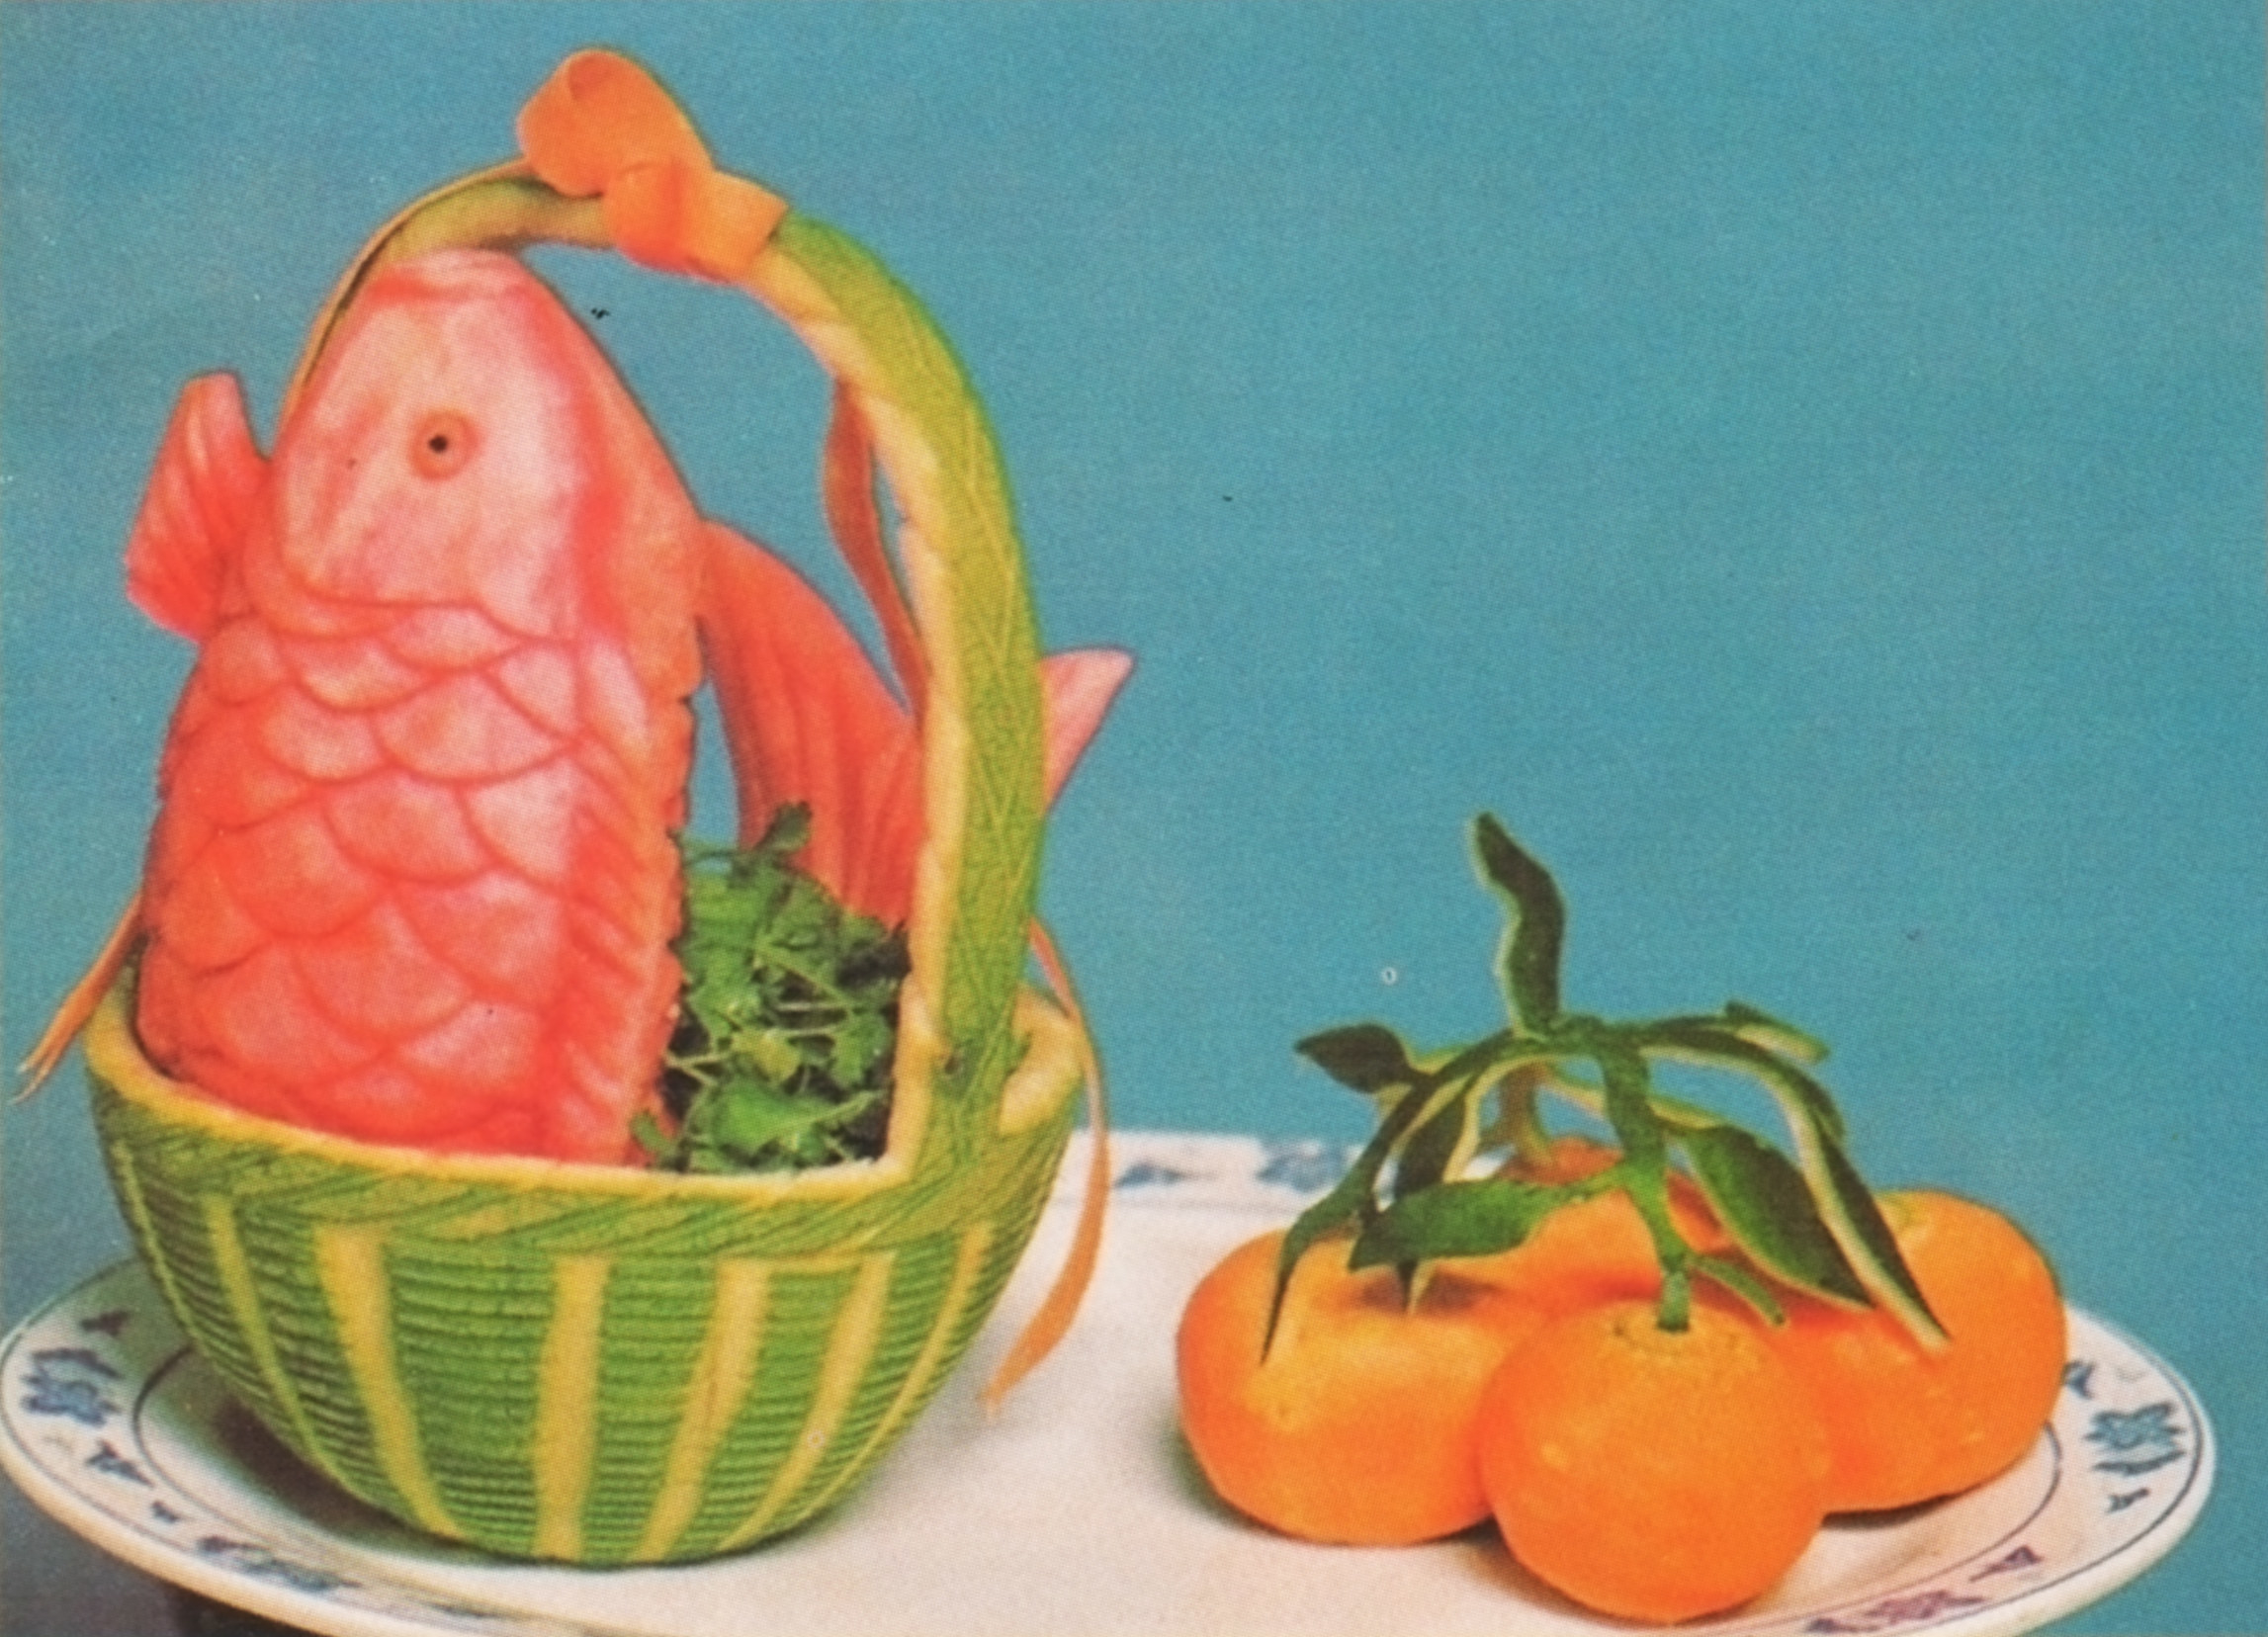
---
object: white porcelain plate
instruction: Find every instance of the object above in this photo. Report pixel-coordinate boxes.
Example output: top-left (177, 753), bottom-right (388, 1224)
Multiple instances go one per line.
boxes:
top-left (1, 1133), bottom-right (2215, 1637)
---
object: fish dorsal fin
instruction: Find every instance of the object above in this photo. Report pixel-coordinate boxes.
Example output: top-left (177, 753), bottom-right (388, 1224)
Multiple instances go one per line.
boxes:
top-left (1039, 648), bottom-right (1135, 805)
top-left (125, 373), bottom-right (266, 642)
top-left (697, 522), bottom-right (924, 927)
top-left (698, 520), bottom-right (1133, 928)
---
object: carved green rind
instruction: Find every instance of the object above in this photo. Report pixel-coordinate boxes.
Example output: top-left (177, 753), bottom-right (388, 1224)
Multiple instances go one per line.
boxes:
top-left (95, 132), bottom-right (1081, 1563)
top-left (284, 170), bottom-right (610, 412)
top-left (89, 980), bottom-right (1073, 1563)
top-left (748, 212), bottom-right (1046, 1171)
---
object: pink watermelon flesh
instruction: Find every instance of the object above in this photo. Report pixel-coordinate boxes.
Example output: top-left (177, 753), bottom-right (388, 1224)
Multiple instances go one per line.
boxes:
top-left (131, 250), bottom-right (699, 1161)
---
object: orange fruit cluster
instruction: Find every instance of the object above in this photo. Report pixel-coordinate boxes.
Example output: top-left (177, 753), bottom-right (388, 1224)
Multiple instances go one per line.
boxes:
top-left (1176, 1141), bottom-right (2066, 1623)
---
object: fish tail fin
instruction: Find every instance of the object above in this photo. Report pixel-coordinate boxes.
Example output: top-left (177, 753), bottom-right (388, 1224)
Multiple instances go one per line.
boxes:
top-left (1040, 648), bottom-right (1134, 805)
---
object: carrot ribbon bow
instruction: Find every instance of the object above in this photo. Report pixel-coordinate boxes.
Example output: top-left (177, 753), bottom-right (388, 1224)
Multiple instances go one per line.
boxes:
top-left (522, 50), bottom-right (1127, 1408)
top-left (517, 49), bottom-right (788, 282)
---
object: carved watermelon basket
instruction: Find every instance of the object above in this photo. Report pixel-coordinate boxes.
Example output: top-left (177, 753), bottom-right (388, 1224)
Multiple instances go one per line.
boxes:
top-left (73, 52), bottom-right (1097, 1566)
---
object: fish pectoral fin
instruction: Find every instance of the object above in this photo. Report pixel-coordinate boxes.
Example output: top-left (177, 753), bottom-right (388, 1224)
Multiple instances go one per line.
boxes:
top-left (125, 374), bottom-right (265, 642)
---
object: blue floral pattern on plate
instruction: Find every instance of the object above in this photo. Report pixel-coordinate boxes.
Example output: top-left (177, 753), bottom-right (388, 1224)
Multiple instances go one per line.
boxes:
top-left (4, 1270), bottom-right (595, 1633)
top-left (0, 1132), bottom-right (2215, 1637)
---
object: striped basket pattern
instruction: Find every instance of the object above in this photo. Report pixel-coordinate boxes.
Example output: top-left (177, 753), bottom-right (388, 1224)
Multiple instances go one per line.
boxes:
top-left (85, 979), bottom-right (1079, 1564)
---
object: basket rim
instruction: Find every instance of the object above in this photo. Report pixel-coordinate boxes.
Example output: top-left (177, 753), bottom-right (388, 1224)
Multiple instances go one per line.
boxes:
top-left (85, 966), bottom-right (1082, 1205)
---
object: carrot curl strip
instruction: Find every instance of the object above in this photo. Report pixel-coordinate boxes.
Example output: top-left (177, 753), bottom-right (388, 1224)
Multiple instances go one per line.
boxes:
top-left (517, 49), bottom-right (786, 282)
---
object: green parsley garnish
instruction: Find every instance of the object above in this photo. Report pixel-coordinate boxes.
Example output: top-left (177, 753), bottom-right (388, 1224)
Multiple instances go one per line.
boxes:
top-left (640, 806), bottom-right (909, 1173)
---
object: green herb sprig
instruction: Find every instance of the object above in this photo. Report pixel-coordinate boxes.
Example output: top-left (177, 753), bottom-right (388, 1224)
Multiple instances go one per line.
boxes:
top-left (640, 806), bottom-right (909, 1173)
top-left (1275, 816), bottom-right (1945, 1350)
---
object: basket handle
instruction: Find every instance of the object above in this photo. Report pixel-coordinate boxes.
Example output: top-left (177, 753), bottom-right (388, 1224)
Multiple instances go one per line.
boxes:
top-left (363, 52), bottom-right (1106, 1401)
top-left (285, 52), bottom-right (1050, 1169)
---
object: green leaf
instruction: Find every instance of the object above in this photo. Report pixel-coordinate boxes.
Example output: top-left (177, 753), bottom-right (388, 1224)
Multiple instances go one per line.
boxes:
top-left (1283, 811), bottom-right (1974, 1356)
top-left (1818, 1135), bottom-right (1947, 1346)
top-left (1640, 1020), bottom-right (1848, 1147)
top-left (1266, 1079), bottom-right (1434, 1351)
top-left (1392, 1077), bottom-right (1482, 1201)
top-left (1642, 1017), bottom-right (1938, 1341)
top-left (709, 1078), bottom-right (837, 1154)
top-left (1679, 1124), bottom-right (1868, 1305)
top-left (1690, 1252), bottom-right (1788, 1326)
top-left (1719, 1000), bottom-right (1829, 1066)
top-left (829, 1010), bottom-right (896, 1085)
top-left (1295, 1023), bottom-right (1421, 1095)
top-left (629, 1110), bottom-right (676, 1165)
top-left (1470, 815), bottom-right (1565, 1031)
top-left (1348, 1177), bottom-right (1581, 1269)
top-left (1706, 1026), bottom-right (1944, 1346)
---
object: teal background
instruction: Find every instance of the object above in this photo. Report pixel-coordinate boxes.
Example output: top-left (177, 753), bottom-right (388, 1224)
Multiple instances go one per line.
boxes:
top-left (2, 3), bottom-right (2260, 1632)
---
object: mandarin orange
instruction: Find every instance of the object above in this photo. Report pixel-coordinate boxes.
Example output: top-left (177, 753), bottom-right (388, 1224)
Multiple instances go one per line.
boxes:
top-left (1764, 1188), bottom-right (2065, 1511)
top-left (1176, 1229), bottom-right (1548, 1545)
top-left (1475, 1298), bottom-right (1830, 1622)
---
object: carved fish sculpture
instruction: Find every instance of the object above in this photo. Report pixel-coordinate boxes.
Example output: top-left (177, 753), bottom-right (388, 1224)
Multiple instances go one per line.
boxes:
top-left (122, 244), bottom-right (1126, 1163)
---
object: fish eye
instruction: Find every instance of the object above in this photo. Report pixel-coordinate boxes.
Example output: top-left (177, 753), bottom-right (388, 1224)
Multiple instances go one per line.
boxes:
top-left (410, 410), bottom-right (476, 478)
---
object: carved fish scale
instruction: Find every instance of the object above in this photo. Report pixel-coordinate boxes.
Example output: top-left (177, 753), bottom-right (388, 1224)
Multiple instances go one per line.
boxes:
top-left (130, 250), bottom-right (702, 1163)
